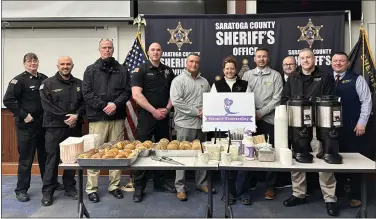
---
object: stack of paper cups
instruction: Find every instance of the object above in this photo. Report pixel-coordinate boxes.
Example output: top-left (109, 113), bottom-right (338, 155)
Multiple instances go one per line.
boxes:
top-left (280, 148), bottom-right (293, 166)
top-left (274, 105), bottom-right (289, 160)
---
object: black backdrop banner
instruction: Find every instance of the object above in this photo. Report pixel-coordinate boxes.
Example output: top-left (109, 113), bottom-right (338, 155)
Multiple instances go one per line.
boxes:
top-left (144, 11), bottom-right (345, 84)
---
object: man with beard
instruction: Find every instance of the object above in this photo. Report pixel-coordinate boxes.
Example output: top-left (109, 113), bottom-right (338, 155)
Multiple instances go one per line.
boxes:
top-left (242, 48), bottom-right (283, 200)
top-left (131, 42), bottom-right (176, 203)
top-left (39, 56), bottom-right (85, 206)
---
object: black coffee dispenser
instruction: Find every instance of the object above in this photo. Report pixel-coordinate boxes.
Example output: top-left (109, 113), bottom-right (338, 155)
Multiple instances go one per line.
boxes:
top-left (315, 95), bottom-right (343, 164)
top-left (287, 96), bottom-right (314, 163)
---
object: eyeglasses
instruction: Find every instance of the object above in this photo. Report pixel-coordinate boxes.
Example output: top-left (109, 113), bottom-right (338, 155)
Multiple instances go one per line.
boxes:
top-left (283, 64), bottom-right (295, 67)
top-left (25, 60), bottom-right (39, 64)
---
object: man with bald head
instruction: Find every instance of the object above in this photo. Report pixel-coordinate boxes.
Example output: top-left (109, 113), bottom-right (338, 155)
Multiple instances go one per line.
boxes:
top-left (83, 39), bottom-right (131, 203)
top-left (39, 56), bottom-right (85, 206)
top-left (131, 42), bottom-right (176, 202)
top-left (282, 56), bottom-right (297, 82)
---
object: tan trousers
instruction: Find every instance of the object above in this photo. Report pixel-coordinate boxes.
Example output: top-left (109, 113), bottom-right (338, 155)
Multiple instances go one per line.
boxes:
top-left (85, 120), bottom-right (125, 194)
top-left (291, 128), bottom-right (337, 202)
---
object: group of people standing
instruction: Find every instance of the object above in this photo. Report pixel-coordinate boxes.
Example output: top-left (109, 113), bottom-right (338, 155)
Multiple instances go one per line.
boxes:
top-left (212, 48), bottom-right (372, 217)
top-left (3, 38), bottom-right (373, 217)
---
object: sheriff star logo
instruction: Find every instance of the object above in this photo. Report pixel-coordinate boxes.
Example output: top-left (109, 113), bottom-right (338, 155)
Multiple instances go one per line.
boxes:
top-left (297, 19), bottom-right (323, 48)
top-left (167, 22), bottom-right (192, 51)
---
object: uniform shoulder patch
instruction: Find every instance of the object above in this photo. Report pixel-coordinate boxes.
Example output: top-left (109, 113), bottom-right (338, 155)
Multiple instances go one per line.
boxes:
top-left (10, 79), bottom-right (18, 84)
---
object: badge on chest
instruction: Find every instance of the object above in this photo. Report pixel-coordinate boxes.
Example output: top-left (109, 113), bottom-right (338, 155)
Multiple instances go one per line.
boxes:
top-left (164, 69), bottom-right (170, 78)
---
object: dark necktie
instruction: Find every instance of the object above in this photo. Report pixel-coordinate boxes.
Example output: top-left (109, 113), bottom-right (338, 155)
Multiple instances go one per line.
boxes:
top-left (335, 74), bottom-right (340, 88)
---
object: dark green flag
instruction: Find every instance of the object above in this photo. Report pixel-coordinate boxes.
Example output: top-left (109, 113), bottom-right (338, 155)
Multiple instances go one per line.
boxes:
top-left (348, 26), bottom-right (376, 93)
top-left (348, 26), bottom-right (376, 160)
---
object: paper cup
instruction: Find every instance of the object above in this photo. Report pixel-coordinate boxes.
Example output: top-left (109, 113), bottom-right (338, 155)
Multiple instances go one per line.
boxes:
top-left (244, 146), bottom-right (256, 160)
top-left (198, 152), bottom-right (209, 163)
top-left (221, 152), bottom-right (232, 165)
top-left (229, 144), bottom-right (239, 161)
top-left (205, 144), bottom-right (221, 161)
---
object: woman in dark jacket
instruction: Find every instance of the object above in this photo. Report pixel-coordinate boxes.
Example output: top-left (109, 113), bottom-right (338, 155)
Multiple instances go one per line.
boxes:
top-left (210, 56), bottom-right (251, 205)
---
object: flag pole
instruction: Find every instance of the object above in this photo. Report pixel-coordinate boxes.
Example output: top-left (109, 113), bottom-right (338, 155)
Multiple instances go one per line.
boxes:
top-left (362, 13), bottom-right (365, 78)
top-left (346, 10), bottom-right (352, 52)
top-left (121, 14), bottom-right (147, 193)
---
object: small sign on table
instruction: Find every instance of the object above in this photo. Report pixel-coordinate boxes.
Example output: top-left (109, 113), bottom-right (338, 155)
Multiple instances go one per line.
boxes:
top-left (202, 93), bottom-right (256, 132)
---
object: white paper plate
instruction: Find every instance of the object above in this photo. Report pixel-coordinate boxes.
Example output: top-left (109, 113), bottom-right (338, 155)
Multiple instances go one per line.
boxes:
top-left (231, 161), bottom-right (243, 166)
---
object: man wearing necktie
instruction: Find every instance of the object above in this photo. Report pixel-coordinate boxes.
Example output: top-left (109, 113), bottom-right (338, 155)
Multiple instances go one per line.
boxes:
top-left (331, 52), bottom-right (372, 208)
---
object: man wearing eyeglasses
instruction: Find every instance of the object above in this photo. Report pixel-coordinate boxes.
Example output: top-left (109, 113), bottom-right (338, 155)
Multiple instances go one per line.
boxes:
top-left (82, 39), bottom-right (131, 203)
top-left (282, 56), bottom-right (297, 83)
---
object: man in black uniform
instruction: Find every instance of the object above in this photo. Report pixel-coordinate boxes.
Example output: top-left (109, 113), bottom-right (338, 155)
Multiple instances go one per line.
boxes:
top-left (281, 48), bottom-right (339, 216)
top-left (3, 53), bottom-right (50, 202)
top-left (39, 56), bottom-right (85, 206)
top-left (131, 42), bottom-right (176, 203)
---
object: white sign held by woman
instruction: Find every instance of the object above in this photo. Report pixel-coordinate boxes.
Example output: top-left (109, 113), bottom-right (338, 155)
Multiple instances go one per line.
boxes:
top-left (202, 92), bottom-right (256, 132)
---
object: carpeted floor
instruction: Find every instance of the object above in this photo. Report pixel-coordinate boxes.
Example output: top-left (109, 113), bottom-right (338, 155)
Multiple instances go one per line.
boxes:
top-left (2, 174), bottom-right (375, 218)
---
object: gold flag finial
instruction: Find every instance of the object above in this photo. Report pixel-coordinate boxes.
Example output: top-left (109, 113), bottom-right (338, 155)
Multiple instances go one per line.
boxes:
top-left (238, 58), bottom-right (251, 79)
top-left (133, 14), bottom-right (146, 32)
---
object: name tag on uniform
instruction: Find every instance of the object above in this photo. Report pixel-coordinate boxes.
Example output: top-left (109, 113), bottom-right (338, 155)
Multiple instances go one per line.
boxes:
top-left (29, 85), bottom-right (38, 91)
top-left (264, 81), bottom-right (272, 85)
top-left (314, 78), bottom-right (321, 81)
top-left (146, 73), bottom-right (154, 76)
top-left (342, 80), bottom-right (351, 84)
top-left (52, 88), bottom-right (63, 92)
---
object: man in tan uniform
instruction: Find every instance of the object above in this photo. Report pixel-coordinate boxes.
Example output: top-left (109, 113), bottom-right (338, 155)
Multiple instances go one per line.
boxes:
top-left (82, 39), bottom-right (131, 202)
top-left (281, 48), bottom-right (338, 216)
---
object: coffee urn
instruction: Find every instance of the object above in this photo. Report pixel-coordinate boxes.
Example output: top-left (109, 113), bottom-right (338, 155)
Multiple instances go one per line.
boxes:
top-left (315, 95), bottom-right (343, 164)
top-left (287, 96), bottom-right (314, 163)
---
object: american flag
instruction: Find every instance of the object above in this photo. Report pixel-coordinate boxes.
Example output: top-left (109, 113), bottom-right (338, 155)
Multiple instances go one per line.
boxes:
top-left (123, 32), bottom-right (148, 140)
